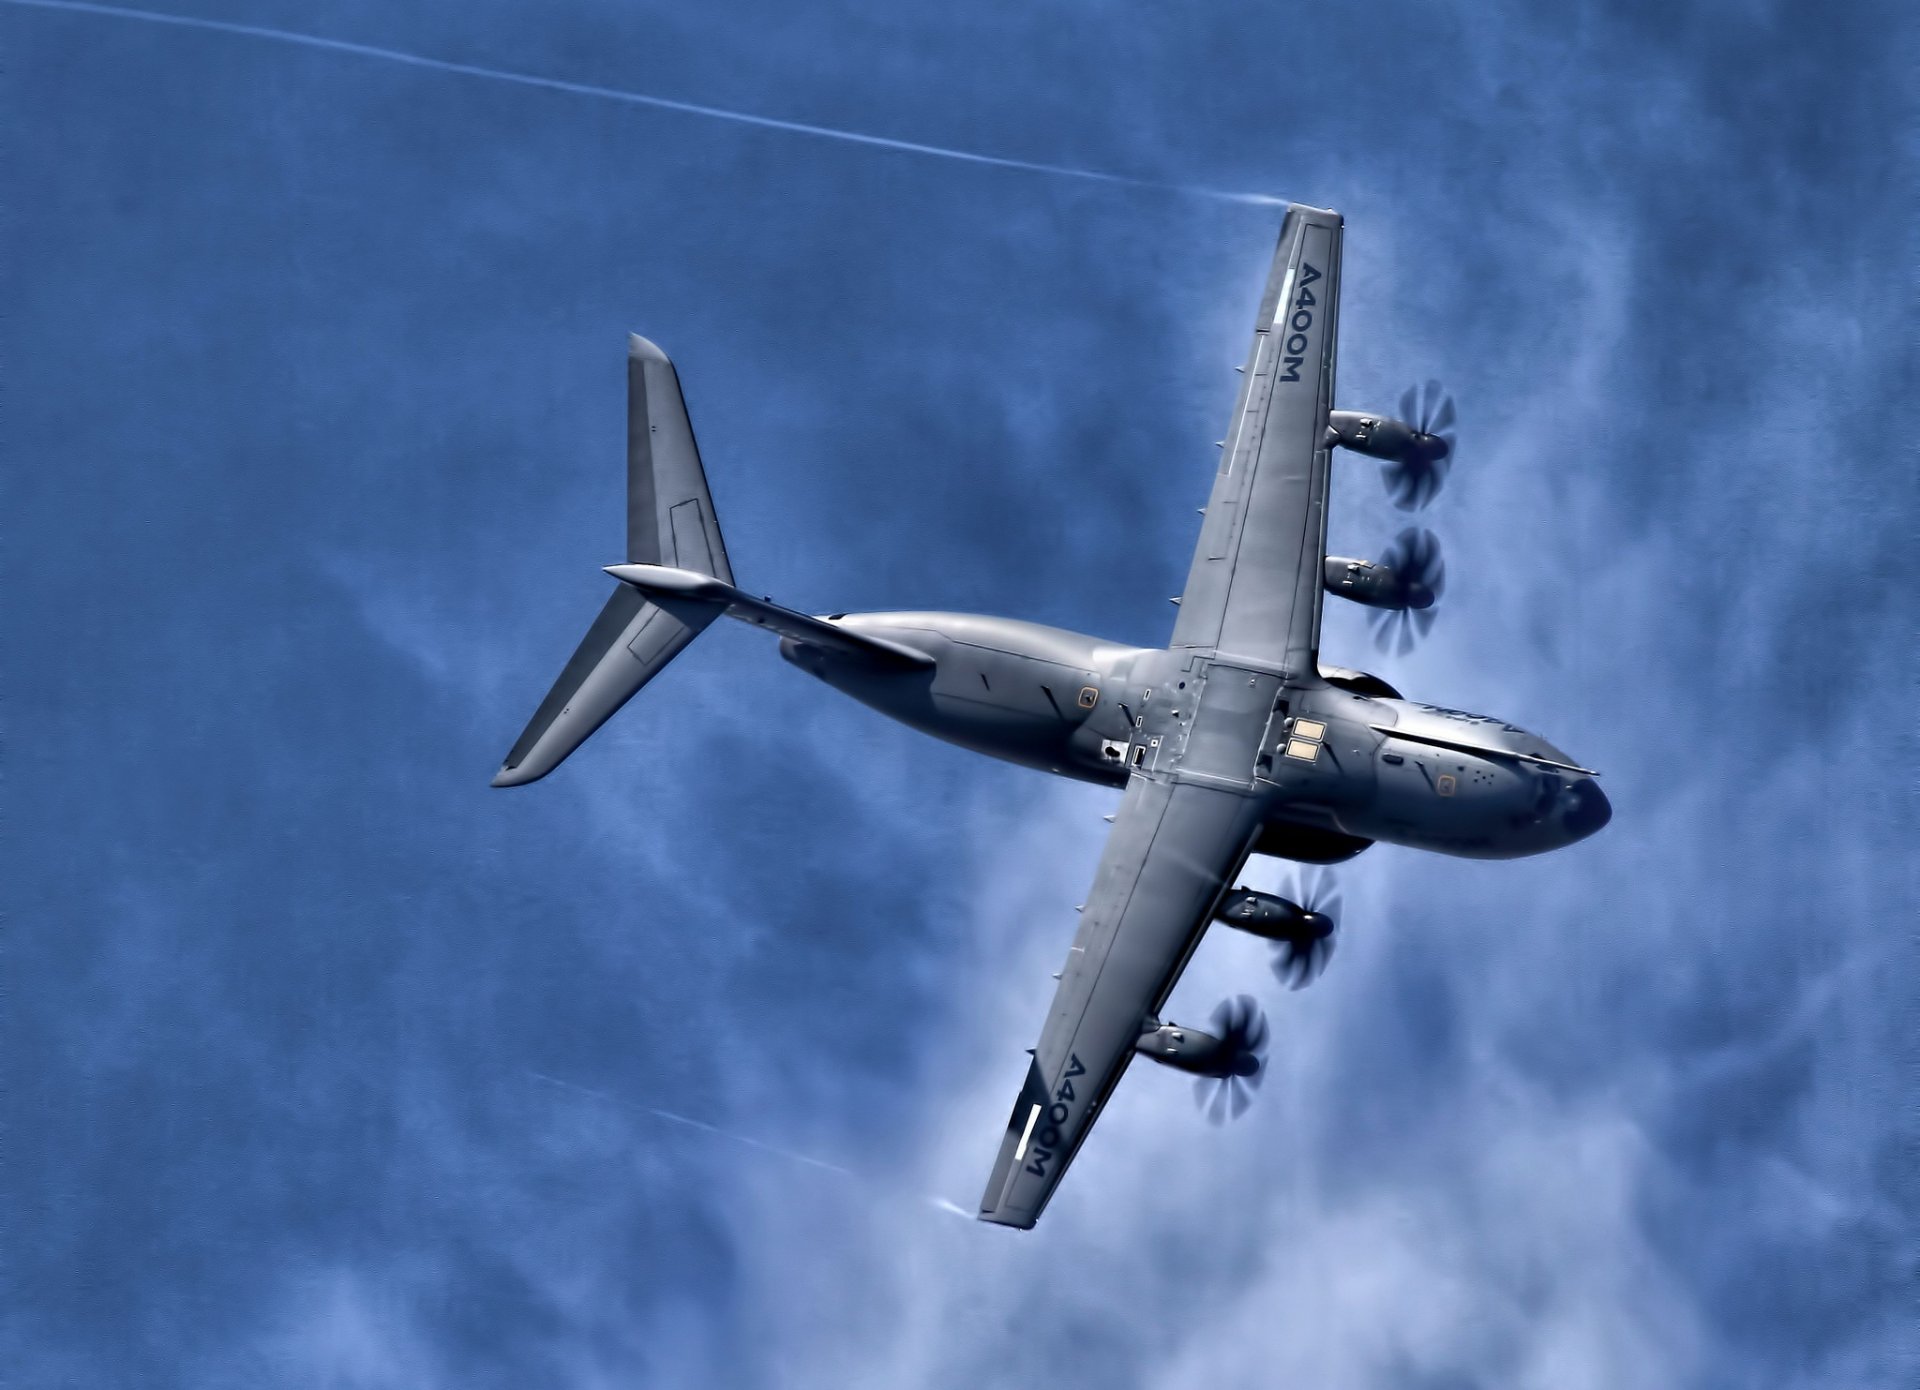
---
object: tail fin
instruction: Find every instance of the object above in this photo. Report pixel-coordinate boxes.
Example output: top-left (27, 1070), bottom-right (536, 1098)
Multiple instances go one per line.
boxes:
top-left (623, 334), bottom-right (732, 581)
top-left (491, 335), bottom-right (731, 787)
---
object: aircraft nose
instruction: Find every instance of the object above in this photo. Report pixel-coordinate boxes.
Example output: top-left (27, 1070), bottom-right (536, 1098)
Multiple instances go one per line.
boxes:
top-left (1561, 777), bottom-right (1612, 841)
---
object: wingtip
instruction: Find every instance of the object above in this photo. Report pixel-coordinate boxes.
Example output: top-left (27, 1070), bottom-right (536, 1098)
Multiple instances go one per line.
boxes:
top-left (1286, 199), bottom-right (1341, 216)
top-left (627, 333), bottom-right (670, 364)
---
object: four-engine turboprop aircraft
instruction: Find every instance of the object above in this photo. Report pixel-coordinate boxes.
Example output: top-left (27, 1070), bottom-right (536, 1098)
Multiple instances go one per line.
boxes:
top-left (492, 203), bottom-right (1611, 1229)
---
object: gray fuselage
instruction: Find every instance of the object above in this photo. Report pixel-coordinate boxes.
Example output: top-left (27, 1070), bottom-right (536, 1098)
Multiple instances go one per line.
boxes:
top-left (781, 611), bottom-right (1609, 862)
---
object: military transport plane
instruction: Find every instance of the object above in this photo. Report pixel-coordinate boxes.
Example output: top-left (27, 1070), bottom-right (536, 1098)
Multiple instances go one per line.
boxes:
top-left (493, 204), bottom-right (1610, 1229)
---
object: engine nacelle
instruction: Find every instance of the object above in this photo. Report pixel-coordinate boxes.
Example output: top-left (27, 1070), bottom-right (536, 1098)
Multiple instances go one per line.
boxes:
top-left (1323, 553), bottom-right (1436, 611)
top-left (1134, 1021), bottom-right (1240, 1076)
top-left (1214, 888), bottom-right (1328, 943)
top-left (1327, 409), bottom-right (1446, 464)
top-left (1323, 555), bottom-right (1401, 609)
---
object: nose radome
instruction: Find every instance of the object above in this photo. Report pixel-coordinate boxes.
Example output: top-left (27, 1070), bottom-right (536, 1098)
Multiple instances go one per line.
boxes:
top-left (1562, 777), bottom-right (1612, 840)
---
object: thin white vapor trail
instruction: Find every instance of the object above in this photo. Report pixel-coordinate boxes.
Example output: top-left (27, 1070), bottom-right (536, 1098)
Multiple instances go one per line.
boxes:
top-left (527, 1069), bottom-right (857, 1178)
top-left (6, 0), bottom-right (1287, 208)
top-left (525, 1071), bottom-right (974, 1220)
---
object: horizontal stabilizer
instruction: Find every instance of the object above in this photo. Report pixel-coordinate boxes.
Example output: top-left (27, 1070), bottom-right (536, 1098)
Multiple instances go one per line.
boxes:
top-left (492, 586), bottom-right (721, 786)
top-left (604, 564), bottom-right (934, 669)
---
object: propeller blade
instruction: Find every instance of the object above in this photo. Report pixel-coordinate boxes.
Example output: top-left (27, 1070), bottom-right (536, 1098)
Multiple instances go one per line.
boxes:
top-left (1369, 607), bottom-right (1415, 656)
top-left (1368, 528), bottom-right (1446, 652)
top-left (1269, 871), bottom-right (1340, 989)
top-left (1192, 995), bottom-right (1272, 1121)
top-left (1381, 381), bottom-right (1457, 511)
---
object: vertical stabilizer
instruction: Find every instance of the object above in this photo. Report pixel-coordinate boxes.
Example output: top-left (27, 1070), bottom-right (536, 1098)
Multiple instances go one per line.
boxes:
top-left (626, 334), bottom-right (732, 581)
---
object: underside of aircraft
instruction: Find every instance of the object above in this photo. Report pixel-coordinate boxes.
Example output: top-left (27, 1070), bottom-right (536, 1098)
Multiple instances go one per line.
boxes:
top-left (494, 205), bottom-right (1609, 1228)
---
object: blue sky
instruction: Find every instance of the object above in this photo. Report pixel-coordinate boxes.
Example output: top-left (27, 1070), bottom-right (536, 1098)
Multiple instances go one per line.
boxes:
top-left (4, 1), bottom-right (1913, 1385)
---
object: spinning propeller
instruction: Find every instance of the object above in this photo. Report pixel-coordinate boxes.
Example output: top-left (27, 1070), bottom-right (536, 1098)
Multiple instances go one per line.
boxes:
top-left (1368, 527), bottom-right (1446, 656)
top-left (1381, 380), bottom-right (1456, 511)
top-left (1270, 867), bottom-right (1341, 989)
top-left (1192, 994), bottom-right (1270, 1124)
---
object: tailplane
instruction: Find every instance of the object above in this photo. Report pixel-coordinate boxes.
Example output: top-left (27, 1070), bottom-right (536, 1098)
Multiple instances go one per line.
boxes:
top-left (491, 335), bottom-right (733, 787)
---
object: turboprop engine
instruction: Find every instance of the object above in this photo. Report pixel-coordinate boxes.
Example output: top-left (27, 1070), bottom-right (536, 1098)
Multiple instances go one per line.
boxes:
top-left (1327, 409), bottom-right (1439, 464)
top-left (1323, 555), bottom-right (1426, 610)
top-left (1214, 887), bottom-right (1329, 942)
top-left (1134, 997), bottom-right (1272, 1123)
top-left (1324, 528), bottom-right (1448, 655)
top-left (1134, 1019), bottom-right (1253, 1076)
top-left (1328, 383), bottom-right (1459, 511)
top-left (1217, 875), bottom-right (1340, 989)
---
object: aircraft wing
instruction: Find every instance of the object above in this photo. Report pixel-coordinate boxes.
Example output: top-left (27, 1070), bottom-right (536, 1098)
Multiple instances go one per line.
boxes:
top-left (1170, 203), bottom-right (1344, 675)
top-left (977, 774), bottom-right (1263, 1228)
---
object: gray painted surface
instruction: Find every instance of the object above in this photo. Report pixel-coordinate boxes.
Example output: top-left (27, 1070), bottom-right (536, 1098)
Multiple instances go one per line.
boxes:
top-left (492, 336), bottom-right (734, 786)
top-left (496, 206), bottom-right (1609, 1227)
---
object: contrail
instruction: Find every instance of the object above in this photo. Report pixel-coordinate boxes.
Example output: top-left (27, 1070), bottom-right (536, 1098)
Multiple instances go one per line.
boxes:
top-left (526, 1071), bottom-right (974, 1219)
top-left (8, 0), bottom-right (1286, 207)
top-left (527, 1070), bottom-right (854, 1179)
